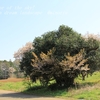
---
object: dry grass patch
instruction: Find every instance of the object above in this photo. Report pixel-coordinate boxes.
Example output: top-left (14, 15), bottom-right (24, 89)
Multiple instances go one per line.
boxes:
top-left (0, 78), bottom-right (24, 82)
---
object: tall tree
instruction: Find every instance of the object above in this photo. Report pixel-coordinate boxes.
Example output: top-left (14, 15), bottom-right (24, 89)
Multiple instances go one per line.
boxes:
top-left (20, 25), bottom-right (100, 88)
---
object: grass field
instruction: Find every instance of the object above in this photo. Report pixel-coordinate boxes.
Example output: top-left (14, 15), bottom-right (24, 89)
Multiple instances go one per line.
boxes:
top-left (0, 72), bottom-right (100, 100)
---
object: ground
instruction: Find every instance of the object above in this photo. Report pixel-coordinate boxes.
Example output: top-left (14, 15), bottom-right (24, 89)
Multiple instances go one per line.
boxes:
top-left (0, 90), bottom-right (66, 100)
top-left (0, 78), bottom-right (67, 100)
top-left (0, 78), bottom-right (23, 82)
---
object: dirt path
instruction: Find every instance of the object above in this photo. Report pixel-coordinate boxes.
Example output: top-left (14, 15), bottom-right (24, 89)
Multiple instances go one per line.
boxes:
top-left (0, 90), bottom-right (66, 100)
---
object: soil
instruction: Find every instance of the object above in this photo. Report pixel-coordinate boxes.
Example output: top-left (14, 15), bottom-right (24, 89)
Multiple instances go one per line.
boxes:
top-left (0, 78), bottom-right (24, 82)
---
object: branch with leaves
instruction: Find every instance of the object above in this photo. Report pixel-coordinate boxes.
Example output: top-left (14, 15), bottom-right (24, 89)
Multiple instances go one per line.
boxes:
top-left (30, 48), bottom-right (89, 87)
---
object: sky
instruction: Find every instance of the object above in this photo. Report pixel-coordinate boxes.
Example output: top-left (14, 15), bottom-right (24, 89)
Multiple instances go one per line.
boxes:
top-left (0, 0), bottom-right (100, 61)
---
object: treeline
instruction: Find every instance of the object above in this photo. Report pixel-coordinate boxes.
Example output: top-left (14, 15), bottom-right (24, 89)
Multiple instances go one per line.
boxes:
top-left (14, 25), bottom-right (100, 89)
top-left (0, 60), bottom-right (23, 79)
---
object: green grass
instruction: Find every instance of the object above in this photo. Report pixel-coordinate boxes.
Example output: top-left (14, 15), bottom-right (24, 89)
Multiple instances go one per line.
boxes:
top-left (0, 72), bottom-right (100, 100)
top-left (76, 71), bottom-right (100, 84)
top-left (74, 88), bottom-right (100, 100)
top-left (0, 81), bottom-right (25, 92)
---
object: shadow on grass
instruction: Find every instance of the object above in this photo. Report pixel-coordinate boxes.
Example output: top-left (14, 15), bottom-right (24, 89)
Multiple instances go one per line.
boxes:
top-left (22, 81), bottom-right (96, 97)
top-left (22, 85), bottom-right (68, 97)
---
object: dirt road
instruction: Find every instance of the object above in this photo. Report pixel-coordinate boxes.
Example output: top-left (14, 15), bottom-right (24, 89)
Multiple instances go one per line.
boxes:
top-left (0, 90), bottom-right (65, 100)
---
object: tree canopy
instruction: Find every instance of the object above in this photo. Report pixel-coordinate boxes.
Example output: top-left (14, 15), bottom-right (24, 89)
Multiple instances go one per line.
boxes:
top-left (19, 25), bottom-right (100, 88)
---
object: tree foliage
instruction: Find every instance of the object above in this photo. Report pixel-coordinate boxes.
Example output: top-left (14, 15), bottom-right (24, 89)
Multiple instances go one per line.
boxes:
top-left (19, 25), bottom-right (100, 88)
top-left (14, 42), bottom-right (33, 60)
top-left (30, 48), bottom-right (89, 87)
top-left (0, 60), bottom-right (14, 79)
top-left (33, 25), bottom-right (85, 59)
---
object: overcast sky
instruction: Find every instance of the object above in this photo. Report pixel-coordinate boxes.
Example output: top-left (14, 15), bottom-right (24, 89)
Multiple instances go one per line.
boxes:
top-left (0, 0), bottom-right (100, 61)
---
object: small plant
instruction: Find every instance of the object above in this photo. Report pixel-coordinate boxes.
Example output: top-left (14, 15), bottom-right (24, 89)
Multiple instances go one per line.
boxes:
top-left (23, 77), bottom-right (34, 89)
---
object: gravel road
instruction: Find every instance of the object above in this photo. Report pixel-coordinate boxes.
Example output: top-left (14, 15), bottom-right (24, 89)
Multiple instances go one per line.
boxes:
top-left (0, 90), bottom-right (65, 100)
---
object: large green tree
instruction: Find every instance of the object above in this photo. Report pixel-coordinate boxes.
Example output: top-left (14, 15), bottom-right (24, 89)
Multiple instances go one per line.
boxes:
top-left (20, 25), bottom-right (100, 88)
top-left (33, 25), bottom-right (99, 65)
